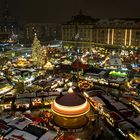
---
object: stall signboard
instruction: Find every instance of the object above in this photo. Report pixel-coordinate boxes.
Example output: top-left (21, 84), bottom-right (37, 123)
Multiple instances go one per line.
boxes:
top-left (109, 58), bottom-right (122, 66)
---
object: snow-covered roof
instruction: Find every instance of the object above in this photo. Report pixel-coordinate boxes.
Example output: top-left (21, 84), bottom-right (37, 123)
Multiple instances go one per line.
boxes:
top-left (99, 71), bottom-right (106, 75)
top-left (102, 95), bottom-right (115, 103)
top-left (39, 130), bottom-right (57, 140)
top-left (8, 117), bottom-right (32, 130)
top-left (4, 129), bottom-right (37, 140)
top-left (0, 122), bottom-right (12, 134)
top-left (1, 115), bottom-right (15, 123)
top-left (118, 121), bottom-right (135, 131)
top-left (131, 116), bottom-right (140, 126)
top-left (16, 98), bottom-right (30, 104)
top-left (91, 96), bottom-right (105, 106)
top-left (110, 102), bottom-right (127, 110)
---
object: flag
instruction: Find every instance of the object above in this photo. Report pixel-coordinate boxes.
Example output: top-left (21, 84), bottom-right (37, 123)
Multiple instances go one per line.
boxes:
top-left (75, 33), bottom-right (79, 40)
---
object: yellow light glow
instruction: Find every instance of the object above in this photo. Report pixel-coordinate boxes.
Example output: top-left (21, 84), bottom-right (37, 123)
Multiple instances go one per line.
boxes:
top-left (68, 88), bottom-right (74, 94)
top-left (129, 29), bottom-right (132, 46)
top-left (129, 133), bottom-right (139, 140)
top-left (52, 99), bottom-right (90, 116)
top-left (83, 92), bottom-right (89, 97)
top-left (52, 108), bottom-right (90, 117)
top-left (107, 28), bottom-right (110, 44)
top-left (124, 29), bottom-right (127, 45)
top-left (111, 29), bottom-right (114, 45)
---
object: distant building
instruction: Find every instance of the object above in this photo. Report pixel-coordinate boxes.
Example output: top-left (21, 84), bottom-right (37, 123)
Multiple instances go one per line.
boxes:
top-left (62, 10), bottom-right (140, 47)
top-left (62, 10), bottom-right (96, 42)
top-left (94, 19), bottom-right (140, 46)
top-left (0, 0), bottom-right (18, 42)
top-left (25, 23), bottom-right (61, 43)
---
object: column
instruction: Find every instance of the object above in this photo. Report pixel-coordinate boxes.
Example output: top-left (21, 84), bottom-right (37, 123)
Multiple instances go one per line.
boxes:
top-left (129, 29), bottom-right (132, 46)
top-left (124, 29), bottom-right (127, 46)
top-left (111, 29), bottom-right (114, 45)
top-left (96, 29), bottom-right (98, 43)
top-left (107, 28), bottom-right (110, 44)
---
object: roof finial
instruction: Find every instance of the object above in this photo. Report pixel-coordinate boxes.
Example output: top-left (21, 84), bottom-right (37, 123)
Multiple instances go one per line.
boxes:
top-left (79, 9), bottom-right (83, 15)
top-left (34, 32), bottom-right (37, 36)
top-left (68, 87), bottom-right (74, 94)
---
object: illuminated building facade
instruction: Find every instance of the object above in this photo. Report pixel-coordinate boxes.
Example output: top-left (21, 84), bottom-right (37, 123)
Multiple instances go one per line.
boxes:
top-left (62, 10), bottom-right (95, 42)
top-left (51, 93), bottom-right (90, 129)
top-left (25, 23), bottom-right (61, 42)
top-left (62, 11), bottom-right (140, 47)
top-left (93, 19), bottom-right (140, 46)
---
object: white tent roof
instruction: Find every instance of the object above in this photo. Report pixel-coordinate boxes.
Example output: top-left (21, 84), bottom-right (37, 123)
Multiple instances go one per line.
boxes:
top-left (116, 77), bottom-right (126, 82)
top-left (1, 115), bottom-right (15, 123)
top-left (99, 71), bottom-right (106, 75)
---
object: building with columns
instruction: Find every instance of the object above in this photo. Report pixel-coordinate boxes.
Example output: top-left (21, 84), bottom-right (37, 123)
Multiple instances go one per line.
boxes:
top-left (93, 19), bottom-right (140, 46)
top-left (62, 11), bottom-right (140, 47)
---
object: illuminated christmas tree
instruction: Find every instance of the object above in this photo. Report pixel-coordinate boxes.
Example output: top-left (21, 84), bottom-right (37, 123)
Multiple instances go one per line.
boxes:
top-left (31, 33), bottom-right (48, 67)
top-left (31, 33), bottom-right (41, 65)
top-left (37, 45), bottom-right (47, 67)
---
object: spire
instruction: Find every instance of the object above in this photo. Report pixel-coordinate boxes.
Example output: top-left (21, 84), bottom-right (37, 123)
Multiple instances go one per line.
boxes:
top-left (34, 32), bottom-right (37, 38)
top-left (34, 32), bottom-right (37, 36)
top-left (33, 32), bottom-right (40, 44)
top-left (3, 0), bottom-right (9, 18)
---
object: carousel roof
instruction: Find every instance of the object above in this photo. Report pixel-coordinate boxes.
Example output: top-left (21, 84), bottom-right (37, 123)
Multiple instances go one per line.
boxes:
top-left (55, 93), bottom-right (86, 106)
top-left (51, 93), bottom-right (90, 116)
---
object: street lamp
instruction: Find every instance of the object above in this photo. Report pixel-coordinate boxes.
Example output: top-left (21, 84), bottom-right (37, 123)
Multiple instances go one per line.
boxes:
top-left (75, 33), bottom-right (80, 87)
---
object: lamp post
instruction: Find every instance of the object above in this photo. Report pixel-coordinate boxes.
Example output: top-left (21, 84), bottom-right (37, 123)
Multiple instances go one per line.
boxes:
top-left (74, 20), bottom-right (81, 88)
top-left (75, 33), bottom-right (80, 87)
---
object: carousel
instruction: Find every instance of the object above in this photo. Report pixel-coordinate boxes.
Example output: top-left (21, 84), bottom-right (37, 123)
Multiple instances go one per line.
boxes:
top-left (51, 90), bottom-right (90, 129)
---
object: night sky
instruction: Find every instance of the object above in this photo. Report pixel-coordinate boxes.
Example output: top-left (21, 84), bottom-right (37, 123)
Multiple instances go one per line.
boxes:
top-left (0, 0), bottom-right (140, 23)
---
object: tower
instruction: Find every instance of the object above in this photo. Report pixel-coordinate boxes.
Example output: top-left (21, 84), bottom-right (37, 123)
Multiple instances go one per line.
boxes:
top-left (3, 0), bottom-right (9, 19)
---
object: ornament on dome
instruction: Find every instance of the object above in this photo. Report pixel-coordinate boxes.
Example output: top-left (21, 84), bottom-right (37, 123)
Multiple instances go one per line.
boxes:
top-left (68, 87), bottom-right (74, 94)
